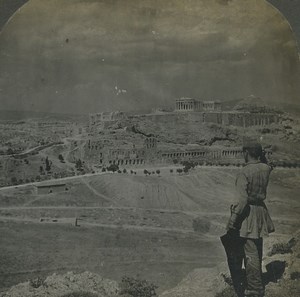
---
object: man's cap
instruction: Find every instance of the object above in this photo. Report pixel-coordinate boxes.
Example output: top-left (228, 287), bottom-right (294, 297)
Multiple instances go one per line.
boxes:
top-left (242, 141), bottom-right (263, 158)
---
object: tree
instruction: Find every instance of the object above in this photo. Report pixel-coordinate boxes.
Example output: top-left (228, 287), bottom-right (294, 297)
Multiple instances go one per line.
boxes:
top-left (6, 148), bottom-right (14, 155)
top-left (102, 167), bottom-right (106, 172)
top-left (170, 169), bottom-right (173, 173)
top-left (144, 169), bottom-right (149, 175)
top-left (11, 177), bottom-right (17, 185)
top-left (75, 159), bottom-right (83, 171)
top-left (107, 164), bottom-right (119, 172)
top-left (182, 161), bottom-right (196, 172)
top-left (123, 168), bottom-right (127, 174)
top-left (45, 157), bottom-right (51, 172)
top-left (183, 167), bottom-right (189, 174)
top-left (58, 154), bottom-right (64, 162)
top-left (39, 166), bottom-right (44, 174)
top-left (176, 168), bottom-right (183, 174)
top-left (119, 276), bottom-right (157, 297)
top-left (156, 169), bottom-right (160, 175)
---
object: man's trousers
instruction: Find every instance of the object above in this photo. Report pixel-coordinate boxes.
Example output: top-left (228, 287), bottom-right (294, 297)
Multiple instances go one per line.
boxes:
top-left (243, 238), bottom-right (264, 297)
top-left (221, 235), bottom-right (264, 297)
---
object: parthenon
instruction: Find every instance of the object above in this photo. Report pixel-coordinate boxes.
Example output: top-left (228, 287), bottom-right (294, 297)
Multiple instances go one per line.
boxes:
top-left (175, 98), bottom-right (222, 112)
top-left (175, 98), bottom-right (202, 111)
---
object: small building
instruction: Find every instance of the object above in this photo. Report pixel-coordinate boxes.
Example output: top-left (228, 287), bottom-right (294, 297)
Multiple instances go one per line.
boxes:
top-left (35, 182), bottom-right (68, 195)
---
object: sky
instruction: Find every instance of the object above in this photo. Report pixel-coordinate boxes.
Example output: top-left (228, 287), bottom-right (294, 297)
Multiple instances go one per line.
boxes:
top-left (0, 0), bottom-right (300, 114)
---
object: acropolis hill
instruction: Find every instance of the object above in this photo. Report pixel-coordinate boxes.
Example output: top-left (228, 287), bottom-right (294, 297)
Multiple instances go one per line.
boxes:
top-left (0, 96), bottom-right (299, 189)
top-left (47, 96), bottom-right (296, 171)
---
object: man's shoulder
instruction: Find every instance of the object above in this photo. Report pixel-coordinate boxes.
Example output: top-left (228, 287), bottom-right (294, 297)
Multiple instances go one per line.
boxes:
top-left (243, 162), bottom-right (271, 173)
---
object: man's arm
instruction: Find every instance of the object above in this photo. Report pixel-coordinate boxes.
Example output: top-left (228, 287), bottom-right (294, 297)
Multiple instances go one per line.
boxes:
top-left (227, 172), bottom-right (249, 230)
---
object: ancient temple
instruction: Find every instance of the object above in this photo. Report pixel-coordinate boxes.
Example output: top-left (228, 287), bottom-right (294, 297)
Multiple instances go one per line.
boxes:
top-left (175, 98), bottom-right (202, 112)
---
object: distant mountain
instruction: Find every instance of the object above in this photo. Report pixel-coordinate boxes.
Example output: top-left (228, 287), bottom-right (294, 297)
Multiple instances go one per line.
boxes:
top-left (222, 96), bottom-right (300, 115)
top-left (0, 109), bottom-right (88, 122)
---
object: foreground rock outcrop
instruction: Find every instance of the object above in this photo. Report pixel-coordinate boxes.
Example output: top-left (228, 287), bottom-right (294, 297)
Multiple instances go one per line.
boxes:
top-left (161, 231), bottom-right (300, 297)
top-left (0, 271), bottom-right (119, 297)
top-left (159, 264), bottom-right (228, 297)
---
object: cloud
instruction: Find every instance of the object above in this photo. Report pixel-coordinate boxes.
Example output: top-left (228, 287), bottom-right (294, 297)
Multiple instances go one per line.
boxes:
top-left (0, 0), bottom-right (299, 114)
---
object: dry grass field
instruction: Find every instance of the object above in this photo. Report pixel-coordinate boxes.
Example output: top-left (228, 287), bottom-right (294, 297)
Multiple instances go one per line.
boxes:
top-left (0, 167), bottom-right (299, 293)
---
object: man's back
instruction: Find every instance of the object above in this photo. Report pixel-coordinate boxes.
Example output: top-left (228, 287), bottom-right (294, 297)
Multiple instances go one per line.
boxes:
top-left (239, 162), bottom-right (272, 202)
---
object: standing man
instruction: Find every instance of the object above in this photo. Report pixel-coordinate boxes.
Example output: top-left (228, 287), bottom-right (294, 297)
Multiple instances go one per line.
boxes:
top-left (224, 142), bottom-right (275, 297)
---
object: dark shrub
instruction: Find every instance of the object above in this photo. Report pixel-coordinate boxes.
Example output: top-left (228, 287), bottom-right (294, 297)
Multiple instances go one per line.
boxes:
top-left (268, 239), bottom-right (295, 257)
top-left (176, 168), bottom-right (183, 174)
top-left (215, 286), bottom-right (236, 297)
top-left (29, 277), bottom-right (46, 288)
top-left (61, 293), bottom-right (98, 297)
top-left (119, 276), bottom-right (157, 297)
top-left (290, 271), bottom-right (300, 280)
top-left (107, 164), bottom-right (119, 172)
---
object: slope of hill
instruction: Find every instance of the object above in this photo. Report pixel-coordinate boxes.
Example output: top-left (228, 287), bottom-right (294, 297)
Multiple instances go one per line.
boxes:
top-left (0, 168), bottom-right (299, 293)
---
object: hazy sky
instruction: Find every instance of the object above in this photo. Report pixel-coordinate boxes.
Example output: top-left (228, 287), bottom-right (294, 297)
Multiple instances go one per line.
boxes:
top-left (0, 0), bottom-right (300, 114)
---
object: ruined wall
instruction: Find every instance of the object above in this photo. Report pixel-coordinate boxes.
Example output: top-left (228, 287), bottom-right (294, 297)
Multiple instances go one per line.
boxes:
top-left (160, 147), bottom-right (244, 164)
top-left (89, 111), bottom-right (127, 126)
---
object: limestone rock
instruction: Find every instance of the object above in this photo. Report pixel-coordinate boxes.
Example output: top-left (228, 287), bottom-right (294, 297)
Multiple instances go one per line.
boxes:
top-left (0, 271), bottom-right (119, 297)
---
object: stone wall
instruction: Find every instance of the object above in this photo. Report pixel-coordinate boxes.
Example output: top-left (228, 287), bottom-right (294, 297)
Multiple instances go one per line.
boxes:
top-left (160, 147), bottom-right (245, 164)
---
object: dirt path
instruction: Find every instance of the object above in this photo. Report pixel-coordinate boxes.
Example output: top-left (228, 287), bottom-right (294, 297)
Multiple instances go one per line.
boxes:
top-left (0, 206), bottom-right (299, 223)
top-left (0, 205), bottom-right (224, 218)
top-left (0, 171), bottom-right (113, 191)
top-left (80, 177), bottom-right (119, 205)
top-left (0, 215), bottom-right (216, 239)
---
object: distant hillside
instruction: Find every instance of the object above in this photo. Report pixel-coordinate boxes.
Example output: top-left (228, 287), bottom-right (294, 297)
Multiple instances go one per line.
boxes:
top-left (222, 97), bottom-right (300, 115)
top-left (0, 110), bottom-right (88, 123)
